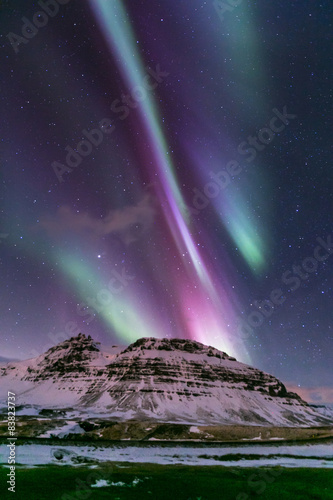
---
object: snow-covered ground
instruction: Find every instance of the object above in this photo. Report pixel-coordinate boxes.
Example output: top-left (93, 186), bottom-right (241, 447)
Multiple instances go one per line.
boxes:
top-left (39, 421), bottom-right (84, 438)
top-left (1, 441), bottom-right (332, 468)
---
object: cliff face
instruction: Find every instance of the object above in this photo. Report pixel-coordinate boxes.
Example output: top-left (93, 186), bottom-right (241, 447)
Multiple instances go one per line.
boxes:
top-left (0, 334), bottom-right (331, 427)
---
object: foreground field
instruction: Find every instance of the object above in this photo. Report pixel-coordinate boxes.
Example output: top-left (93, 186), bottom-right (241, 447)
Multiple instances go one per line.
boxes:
top-left (1, 411), bottom-right (332, 442)
top-left (1, 464), bottom-right (333, 500)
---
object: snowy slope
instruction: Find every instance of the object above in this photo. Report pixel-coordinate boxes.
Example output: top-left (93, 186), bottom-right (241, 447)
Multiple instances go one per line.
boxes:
top-left (0, 334), bottom-right (331, 427)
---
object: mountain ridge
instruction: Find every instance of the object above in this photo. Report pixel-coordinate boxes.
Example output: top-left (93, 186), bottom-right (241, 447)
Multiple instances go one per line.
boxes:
top-left (0, 333), bottom-right (331, 427)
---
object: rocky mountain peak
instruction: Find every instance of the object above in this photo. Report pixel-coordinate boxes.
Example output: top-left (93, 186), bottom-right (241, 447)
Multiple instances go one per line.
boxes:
top-left (43, 333), bottom-right (100, 359)
top-left (27, 334), bottom-right (102, 378)
top-left (121, 337), bottom-right (236, 361)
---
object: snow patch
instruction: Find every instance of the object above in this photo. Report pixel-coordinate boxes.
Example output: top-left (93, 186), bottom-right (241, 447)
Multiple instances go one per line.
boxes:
top-left (189, 426), bottom-right (202, 433)
top-left (91, 479), bottom-right (111, 488)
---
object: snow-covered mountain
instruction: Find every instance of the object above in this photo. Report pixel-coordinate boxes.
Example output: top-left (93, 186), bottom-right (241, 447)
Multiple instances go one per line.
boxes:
top-left (0, 334), bottom-right (331, 427)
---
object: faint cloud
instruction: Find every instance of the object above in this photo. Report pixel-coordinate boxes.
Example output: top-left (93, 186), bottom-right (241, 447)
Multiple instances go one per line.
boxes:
top-left (38, 194), bottom-right (156, 244)
top-left (286, 384), bottom-right (333, 404)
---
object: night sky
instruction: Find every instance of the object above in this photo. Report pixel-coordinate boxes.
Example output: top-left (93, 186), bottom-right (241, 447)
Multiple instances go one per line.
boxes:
top-left (1, 1), bottom-right (332, 403)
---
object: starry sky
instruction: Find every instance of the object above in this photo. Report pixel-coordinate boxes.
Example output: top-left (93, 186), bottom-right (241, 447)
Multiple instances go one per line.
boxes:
top-left (1, 1), bottom-right (332, 403)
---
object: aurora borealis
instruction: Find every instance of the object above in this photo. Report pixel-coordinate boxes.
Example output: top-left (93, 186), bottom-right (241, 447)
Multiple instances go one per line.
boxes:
top-left (1, 1), bottom-right (332, 403)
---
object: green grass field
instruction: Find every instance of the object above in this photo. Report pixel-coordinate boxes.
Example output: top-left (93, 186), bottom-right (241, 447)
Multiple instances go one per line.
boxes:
top-left (1, 464), bottom-right (333, 500)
